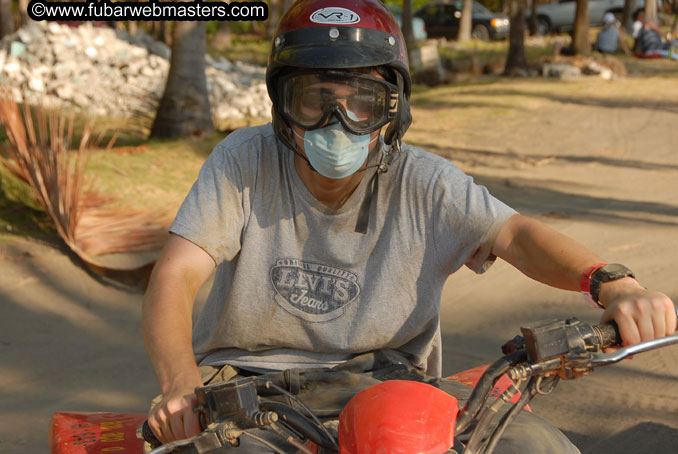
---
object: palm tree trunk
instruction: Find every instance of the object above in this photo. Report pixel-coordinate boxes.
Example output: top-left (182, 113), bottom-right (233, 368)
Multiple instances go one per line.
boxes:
top-left (0, 0), bottom-right (14, 40)
top-left (266, 0), bottom-right (280, 38)
top-left (151, 21), bottom-right (214, 138)
top-left (128, 20), bottom-right (138, 36)
top-left (213, 20), bottom-right (232, 50)
top-left (458, 0), bottom-right (474, 41)
top-left (529, 0), bottom-right (538, 35)
top-left (505, 0), bottom-right (528, 75)
top-left (622, 0), bottom-right (638, 33)
top-left (644, 0), bottom-right (658, 21)
top-left (571, 0), bottom-right (591, 56)
top-left (402, 0), bottom-right (415, 53)
top-left (162, 21), bottom-right (173, 46)
top-left (18, 0), bottom-right (29, 26)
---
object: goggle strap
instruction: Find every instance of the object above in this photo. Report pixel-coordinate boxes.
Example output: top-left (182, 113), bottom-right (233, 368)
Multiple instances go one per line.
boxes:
top-left (388, 92), bottom-right (399, 118)
top-left (384, 70), bottom-right (408, 146)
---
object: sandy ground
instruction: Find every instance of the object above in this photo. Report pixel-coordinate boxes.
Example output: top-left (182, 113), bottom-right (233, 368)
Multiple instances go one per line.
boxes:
top-left (1, 75), bottom-right (677, 454)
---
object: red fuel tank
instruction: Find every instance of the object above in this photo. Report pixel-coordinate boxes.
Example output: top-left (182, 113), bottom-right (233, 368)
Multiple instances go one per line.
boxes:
top-left (338, 380), bottom-right (459, 454)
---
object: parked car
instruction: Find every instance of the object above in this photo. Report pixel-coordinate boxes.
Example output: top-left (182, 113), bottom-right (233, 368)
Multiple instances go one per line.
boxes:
top-left (530, 0), bottom-right (656, 35)
top-left (387, 4), bottom-right (428, 41)
top-left (414, 0), bottom-right (510, 41)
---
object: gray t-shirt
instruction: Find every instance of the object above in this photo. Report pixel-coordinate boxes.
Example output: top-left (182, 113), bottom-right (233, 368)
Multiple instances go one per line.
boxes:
top-left (170, 123), bottom-right (516, 376)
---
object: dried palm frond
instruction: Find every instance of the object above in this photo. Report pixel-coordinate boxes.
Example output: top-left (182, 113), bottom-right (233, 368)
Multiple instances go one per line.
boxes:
top-left (0, 89), bottom-right (170, 271)
top-left (74, 192), bottom-right (170, 256)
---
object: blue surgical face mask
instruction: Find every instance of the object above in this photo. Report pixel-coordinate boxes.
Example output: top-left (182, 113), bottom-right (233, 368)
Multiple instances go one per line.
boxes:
top-left (294, 111), bottom-right (377, 179)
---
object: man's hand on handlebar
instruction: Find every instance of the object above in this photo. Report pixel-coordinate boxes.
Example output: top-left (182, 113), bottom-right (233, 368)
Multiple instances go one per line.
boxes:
top-left (148, 386), bottom-right (202, 444)
top-left (598, 277), bottom-right (677, 348)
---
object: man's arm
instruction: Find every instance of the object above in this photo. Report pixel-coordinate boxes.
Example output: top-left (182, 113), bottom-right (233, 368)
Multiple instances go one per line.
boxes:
top-left (617, 26), bottom-right (633, 56)
top-left (142, 234), bottom-right (215, 443)
top-left (646, 19), bottom-right (669, 41)
top-left (492, 214), bottom-right (676, 345)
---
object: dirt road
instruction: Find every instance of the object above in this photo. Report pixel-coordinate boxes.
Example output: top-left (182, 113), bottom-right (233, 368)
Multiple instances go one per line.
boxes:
top-left (1, 72), bottom-right (677, 453)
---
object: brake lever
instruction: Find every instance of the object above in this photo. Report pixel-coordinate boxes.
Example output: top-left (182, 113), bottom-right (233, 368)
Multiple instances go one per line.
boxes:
top-left (510, 333), bottom-right (678, 380)
top-left (588, 333), bottom-right (678, 367)
top-left (147, 437), bottom-right (196, 454)
top-left (146, 423), bottom-right (247, 454)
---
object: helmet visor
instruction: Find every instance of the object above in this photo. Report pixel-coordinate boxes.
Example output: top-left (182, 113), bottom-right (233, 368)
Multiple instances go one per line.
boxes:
top-left (280, 71), bottom-right (398, 135)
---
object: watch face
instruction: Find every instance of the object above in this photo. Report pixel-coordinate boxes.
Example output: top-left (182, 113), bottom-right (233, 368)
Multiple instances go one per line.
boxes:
top-left (599, 264), bottom-right (633, 280)
top-left (589, 264), bottom-right (634, 305)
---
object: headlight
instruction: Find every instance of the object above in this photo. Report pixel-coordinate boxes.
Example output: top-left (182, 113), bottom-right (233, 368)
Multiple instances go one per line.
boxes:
top-left (490, 18), bottom-right (509, 28)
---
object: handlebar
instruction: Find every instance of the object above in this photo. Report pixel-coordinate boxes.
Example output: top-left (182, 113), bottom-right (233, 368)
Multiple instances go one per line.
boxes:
top-left (594, 304), bottom-right (678, 351)
top-left (508, 318), bottom-right (677, 381)
top-left (458, 317), bottom-right (677, 454)
top-left (592, 321), bottom-right (622, 349)
top-left (141, 420), bottom-right (161, 449)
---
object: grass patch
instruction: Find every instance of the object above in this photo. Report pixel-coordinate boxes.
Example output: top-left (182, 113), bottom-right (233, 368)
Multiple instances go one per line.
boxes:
top-left (0, 122), bottom-right (228, 242)
top-left (0, 165), bottom-right (55, 239)
top-left (208, 36), bottom-right (270, 66)
top-left (83, 132), bottom-right (227, 212)
top-left (437, 38), bottom-right (557, 65)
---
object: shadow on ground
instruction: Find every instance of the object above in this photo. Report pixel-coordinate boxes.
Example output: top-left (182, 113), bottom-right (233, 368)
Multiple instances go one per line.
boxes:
top-left (413, 84), bottom-right (678, 115)
top-left (576, 422), bottom-right (678, 454)
top-left (0, 239), bottom-right (157, 454)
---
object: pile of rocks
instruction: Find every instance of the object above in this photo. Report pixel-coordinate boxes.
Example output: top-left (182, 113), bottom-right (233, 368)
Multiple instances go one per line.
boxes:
top-left (0, 22), bottom-right (272, 130)
top-left (539, 56), bottom-right (625, 81)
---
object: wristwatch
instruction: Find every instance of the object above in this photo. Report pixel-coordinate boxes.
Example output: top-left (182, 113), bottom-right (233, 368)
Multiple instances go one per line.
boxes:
top-left (589, 264), bottom-right (635, 306)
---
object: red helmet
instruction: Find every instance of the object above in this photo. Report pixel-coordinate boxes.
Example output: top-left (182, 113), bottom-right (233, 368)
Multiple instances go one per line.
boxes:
top-left (266, 0), bottom-right (412, 148)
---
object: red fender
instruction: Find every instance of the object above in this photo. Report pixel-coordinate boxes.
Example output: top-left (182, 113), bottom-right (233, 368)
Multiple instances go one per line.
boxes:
top-left (50, 412), bottom-right (146, 454)
top-left (338, 380), bottom-right (459, 454)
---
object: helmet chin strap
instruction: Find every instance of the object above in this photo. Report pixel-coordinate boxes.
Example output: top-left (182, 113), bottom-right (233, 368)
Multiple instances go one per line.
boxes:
top-left (353, 69), bottom-right (408, 233)
top-left (354, 139), bottom-right (402, 234)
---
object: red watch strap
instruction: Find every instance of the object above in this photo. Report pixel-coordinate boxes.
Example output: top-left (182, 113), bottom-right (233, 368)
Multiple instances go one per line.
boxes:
top-left (580, 262), bottom-right (607, 294)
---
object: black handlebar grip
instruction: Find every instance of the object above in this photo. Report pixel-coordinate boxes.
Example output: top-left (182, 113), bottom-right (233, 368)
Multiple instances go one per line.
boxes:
top-left (142, 420), bottom-right (162, 449)
top-left (593, 321), bottom-right (622, 349)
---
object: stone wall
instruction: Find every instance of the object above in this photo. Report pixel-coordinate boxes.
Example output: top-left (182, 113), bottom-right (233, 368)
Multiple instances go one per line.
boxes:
top-left (0, 22), bottom-right (272, 130)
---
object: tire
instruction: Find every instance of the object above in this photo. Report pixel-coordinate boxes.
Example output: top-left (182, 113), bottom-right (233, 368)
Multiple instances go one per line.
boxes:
top-left (472, 24), bottom-right (490, 41)
top-left (537, 17), bottom-right (551, 35)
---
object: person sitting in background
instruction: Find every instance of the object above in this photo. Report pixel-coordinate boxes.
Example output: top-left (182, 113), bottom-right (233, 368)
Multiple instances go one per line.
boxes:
top-left (595, 12), bottom-right (632, 55)
top-left (632, 10), bottom-right (645, 41)
top-left (634, 13), bottom-right (678, 59)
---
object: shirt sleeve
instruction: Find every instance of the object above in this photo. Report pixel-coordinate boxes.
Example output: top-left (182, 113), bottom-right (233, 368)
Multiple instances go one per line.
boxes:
top-left (431, 163), bottom-right (517, 275)
top-left (169, 141), bottom-right (247, 265)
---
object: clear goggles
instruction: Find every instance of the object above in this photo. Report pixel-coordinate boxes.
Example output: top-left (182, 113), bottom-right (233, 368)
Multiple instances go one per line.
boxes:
top-left (279, 70), bottom-right (399, 135)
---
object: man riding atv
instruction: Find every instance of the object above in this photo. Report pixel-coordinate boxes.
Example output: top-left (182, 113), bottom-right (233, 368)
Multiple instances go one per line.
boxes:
top-left (142, 0), bottom-right (677, 452)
